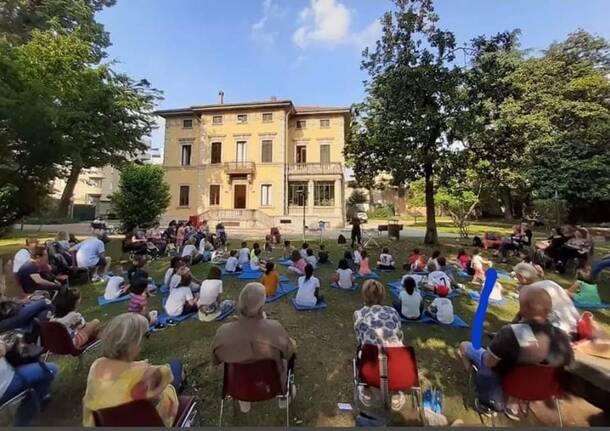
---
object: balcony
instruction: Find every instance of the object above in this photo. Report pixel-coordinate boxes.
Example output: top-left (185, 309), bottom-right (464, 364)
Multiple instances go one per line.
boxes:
top-left (224, 161), bottom-right (256, 175)
top-left (288, 163), bottom-right (342, 176)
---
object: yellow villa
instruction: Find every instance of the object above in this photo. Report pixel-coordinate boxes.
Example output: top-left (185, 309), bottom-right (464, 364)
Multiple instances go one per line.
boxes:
top-left (156, 97), bottom-right (350, 229)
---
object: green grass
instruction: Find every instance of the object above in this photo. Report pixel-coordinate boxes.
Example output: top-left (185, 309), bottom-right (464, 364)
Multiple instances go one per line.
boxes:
top-left (1, 231), bottom-right (609, 426)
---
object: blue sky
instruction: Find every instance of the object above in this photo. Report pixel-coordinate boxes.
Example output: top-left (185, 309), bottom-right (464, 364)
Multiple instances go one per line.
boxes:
top-left (97, 0), bottom-right (610, 151)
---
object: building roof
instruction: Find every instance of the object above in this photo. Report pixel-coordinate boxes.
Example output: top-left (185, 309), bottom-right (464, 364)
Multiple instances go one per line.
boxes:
top-left (154, 100), bottom-right (350, 117)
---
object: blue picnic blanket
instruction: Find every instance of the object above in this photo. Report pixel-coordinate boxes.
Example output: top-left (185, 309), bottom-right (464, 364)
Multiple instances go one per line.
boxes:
top-left (266, 283), bottom-right (298, 303)
top-left (330, 282), bottom-right (358, 292)
top-left (400, 313), bottom-right (469, 328)
top-left (97, 294), bottom-right (129, 306)
top-left (466, 289), bottom-right (506, 305)
top-left (238, 270), bottom-right (263, 280)
top-left (573, 301), bottom-right (610, 310)
top-left (291, 298), bottom-right (327, 311)
top-left (373, 267), bottom-right (397, 273)
top-left (277, 259), bottom-right (293, 267)
top-left (355, 271), bottom-right (380, 280)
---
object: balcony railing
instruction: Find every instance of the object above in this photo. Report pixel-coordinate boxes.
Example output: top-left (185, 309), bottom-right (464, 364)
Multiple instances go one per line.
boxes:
top-left (288, 163), bottom-right (342, 176)
top-left (224, 161), bottom-right (256, 175)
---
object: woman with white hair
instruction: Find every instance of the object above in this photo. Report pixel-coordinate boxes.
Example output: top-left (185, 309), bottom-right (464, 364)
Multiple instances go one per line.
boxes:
top-left (212, 282), bottom-right (295, 413)
top-left (82, 313), bottom-right (184, 426)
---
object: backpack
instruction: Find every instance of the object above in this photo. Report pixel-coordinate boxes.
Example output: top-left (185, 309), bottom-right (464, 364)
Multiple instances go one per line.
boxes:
top-left (337, 234), bottom-right (346, 244)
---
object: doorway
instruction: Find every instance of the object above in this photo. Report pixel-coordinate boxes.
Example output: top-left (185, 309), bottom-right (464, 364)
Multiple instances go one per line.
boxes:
top-left (234, 184), bottom-right (247, 209)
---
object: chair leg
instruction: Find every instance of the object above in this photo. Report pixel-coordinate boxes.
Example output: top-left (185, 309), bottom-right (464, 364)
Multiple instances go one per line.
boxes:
top-left (218, 398), bottom-right (224, 427)
top-left (555, 397), bottom-right (563, 427)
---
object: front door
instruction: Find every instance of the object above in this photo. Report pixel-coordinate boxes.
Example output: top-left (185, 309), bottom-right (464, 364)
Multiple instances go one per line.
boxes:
top-left (234, 184), bottom-right (247, 209)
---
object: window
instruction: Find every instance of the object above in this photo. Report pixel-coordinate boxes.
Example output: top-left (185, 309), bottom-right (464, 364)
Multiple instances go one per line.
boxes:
top-left (237, 114), bottom-right (248, 124)
top-left (209, 185), bottom-right (220, 206)
top-left (320, 144), bottom-right (331, 164)
top-left (181, 144), bottom-right (192, 166)
top-left (314, 182), bottom-right (335, 206)
top-left (296, 120), bottom-right (306, 129)
top-left (183, 119), bottom-right (193, 129)
top-left (261, 185), bottom-right (272, 206)
top-left (261, 140), bottom-right (273, 163)
top-left (262, 113), bottom-right (273, 123)
top-left (90, 178), bottom-right (103, 188)
top-left (288, 182), bottom-right (308, 206)
top-left (179, 186), bottom-right (190, 207)
top-left (320, 119), bottom-right (330, 128)
top-left (296, 145), bottom-right (307, 164)
top-left (212, 115), bottom-right (223, 125)
top-left (211, 142), bottom-right (222, 164)
top-left (236, 141), bottom-right (247, 162)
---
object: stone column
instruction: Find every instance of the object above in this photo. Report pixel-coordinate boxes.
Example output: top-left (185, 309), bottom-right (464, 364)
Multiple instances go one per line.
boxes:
top-left (307, 179), bottom-right (314, 215)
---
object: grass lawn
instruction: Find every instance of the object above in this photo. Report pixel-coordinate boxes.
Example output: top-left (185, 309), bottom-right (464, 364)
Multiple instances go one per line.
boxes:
top-left (1, 227), bottom-right (609, 427)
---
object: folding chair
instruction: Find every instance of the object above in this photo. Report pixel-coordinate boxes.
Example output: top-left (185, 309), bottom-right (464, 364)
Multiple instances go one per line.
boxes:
top-left (352, 344), bottom-right (423, 423)
top-left (34, 319), bottom-right (101, 368)
top-left (92, 396), bottom-right (197, 427)
top-left (219, 358), bottom-right (295, 427)
top-left (0, 389), bottom-right (33, 423)
top-left (501, 364), bottom-right (564, 426)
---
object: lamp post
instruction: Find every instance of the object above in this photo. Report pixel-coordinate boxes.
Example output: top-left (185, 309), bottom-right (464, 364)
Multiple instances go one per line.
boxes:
top-left (298, 189), bottom-right (307, 241)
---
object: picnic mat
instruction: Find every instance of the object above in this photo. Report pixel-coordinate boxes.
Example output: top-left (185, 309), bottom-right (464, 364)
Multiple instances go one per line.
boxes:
top-left (374, 267), bottom-right (397, 273)
top-left (400, 314), bottom-right (469, 329)
top-left (97, 294), bottom-right (129, 306)
top-left (330, 282), bottom-right (358, 292)
top-left (573, 301), bottom-right (610, 310)
top-left (266, 283), bottom-right (298, 303)
top-left (291, 298), bottom-right (328, 311)
top-left (355, 271), bottom-right (380, 280)
top-left (238, 270), bottom-right (263, 280)
top-left (466, 289), bottom-right (506, 305)
top-left (277, 259), bottom-right (293, 267)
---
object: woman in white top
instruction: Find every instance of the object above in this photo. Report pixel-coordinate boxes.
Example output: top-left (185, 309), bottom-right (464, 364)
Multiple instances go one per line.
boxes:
top-left (198, 267), bottom-right (223, 307)
top-left (165, 269), bottom-right (198, 317)
top-left (334, 259), bottom-right (354, 289)
top-left (395, 276), bottom-right (423, 320)
top-left (295, 264), bottom-right (323, 306)
top-left (250, 248), bottom-right (265, 271)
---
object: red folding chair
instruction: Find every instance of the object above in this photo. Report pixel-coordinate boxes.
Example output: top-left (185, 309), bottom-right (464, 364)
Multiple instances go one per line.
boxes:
top-left (352, 344), bottom-right (423, 422)
top-left (501, 364), bottom-right (564, 426)
top-left (219, 358), bottom-right (295, 427)
top-left (34, 319), bottom-right (101, 368)
top-left (92, 396), bottom-right (197, 427)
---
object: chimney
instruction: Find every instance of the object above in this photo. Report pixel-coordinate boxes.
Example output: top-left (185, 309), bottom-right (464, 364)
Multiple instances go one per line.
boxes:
top-left (218, 91), bottom-right (225, 104)
top-left (270, 96), bottom-right (277, 102)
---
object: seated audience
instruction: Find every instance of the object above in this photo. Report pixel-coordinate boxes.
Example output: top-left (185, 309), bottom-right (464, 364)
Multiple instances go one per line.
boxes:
top-left (264, 236), bottom-right (273, 257)
top-left (406, 248), bottom-right (426, 272)
top-left (238, 242), bottom-right (250, 268)
top-left (458, 287), bottom-right (573, 418)
top-left (287, 250), bottom-right (307, 276)
top-left (359, 250), bottom-right (372, 276)
top-left (224, 250), bottom-right (241, 273)
top-left (164, 256), bottom-right (183, 287)
top-left (71, 233), bottom-right (111, 283)
top-left (437, 257), bottom-right (457, 285)
top-left (427, 250), bottom-right (441, 270)
top-left (16, 246), bottom-right (65, 297)
top-left (181, 239), bottom-right (202, 265)
top-left (104, 273), bottom-right (128, 301)
top-left (334, 259), bottom-right (355, 289)
top-left (482, 232), bottom-right (503, 250)
top-left (283, 241), bottom-right (294, 260)
top-left (211, 283), bottom-right (296, 413)
top-left (260, 262), bottom-right (280, 297)
top-left (165, 269), bottom-right (198, 317)
top-left (426, 285), bottom-right (454, 324)
top-left (249, 248), bottom-right (265, 272)
top-left (343, 251), bottom-right (356, 271)
top-left (499, 224), bottom-right (526, 263)
top-left (353, 245), bottom-right (363, 265)
top-left (513, 262), bottom-right (580, 338)
top-left (471, 249), bottom-right (492, 283)
top-left (568, 263), bottom-right (601, 305)
top-left (128, 277), bottom-right (157, 325)
top-left (318, 245), bottom-right (329, 264)
top-left (299, 243), bottom-right (309, 260)
top-left (0, 297), bottom-right (53, 333)
top-left (456, 249), bottom-right (472, 273)
top-left (52, 288), bottom-right (100, 349)
top-left (425, 262), bottom-right (453, 294)
top-left (82, 313), bottom-right (184, 426)
top-left (198, 237), bottom-right (214, 262)
top-left (377, 247), bottom-right (396, 270)
top-left (0, 339), bottom-right (59, 426)
top-left (395, 276), bottom-right (423, 320)
top-left (12, 237), bottom-right (39, 274)
top-left (295, 264), bottom-right (323, 306)
top-left (305, 248), bottom-right (318, 268)
top-left (198, 267), bottom-right (234, 321)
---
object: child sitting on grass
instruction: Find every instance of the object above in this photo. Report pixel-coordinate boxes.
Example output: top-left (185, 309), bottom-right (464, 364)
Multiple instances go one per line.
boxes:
top-left (359, 250), bottom-right (372, 276)
top-left (283, 240), bottom-right (295, 259)
top-left (334, 259), bottom-right (355, 289)
top-left (427, 250), bottom-right (441, 270)
top-left (104, 266), bottom-right (129, 300)
top-left (457, 249), bottom-right (472, 274)
top-left (377, 247), bottom-right (396, 270)
top-left (471, 248), bottom-right (492, 283)
top-left (296, 264), bottom-right (323, 306)
top-left (305, 248), bottom-right (318, 268)
top-left (260, 262), bottom-right (280, 297)
top-left (318, 244), bottom-right (329, 264)
top-left (164, 256), bottom-right (182, 287)
top-left (344, 250), bottom-right (356, 271)
top-left (53, 288), bottom-right (100, 349)
top-left (250, 248), bottom-right (265, 271)
top-left (425, 261), bottom-right (453, 294)
top-left (395, 276), bottom-right (423, 320)
top-left (288, 249), bottom-right (307, 276)
top-left (264, 236), bottom-right (273, 258)
top-left (353, 244), bottom-right (363, 265)
top-left (197, 266), bottom-right (234, 321)
top-left (426, 285), bottom-right (454, 324)
top-left (238, 242), bottom-right (250, 267)
top-left (225, 250), bottom-right (241, 273)
top-left (405, 248), bottom-right (424, 271)
top-left (568, 264), bottom-right (602, 305)
top-left (300, 243), bottom-right (309, 260)
top-left (128, 277), bottom-right (158, 325)
top-left (165, 268), bottom-right (198, 317)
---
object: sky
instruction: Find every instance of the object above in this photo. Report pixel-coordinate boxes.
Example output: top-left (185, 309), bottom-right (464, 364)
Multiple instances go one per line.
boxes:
top-left (97, 0), bottom-right (610, 152)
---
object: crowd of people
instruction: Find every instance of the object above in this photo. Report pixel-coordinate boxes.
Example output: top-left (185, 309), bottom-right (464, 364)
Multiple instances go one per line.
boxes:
top-left (1, 218), bottom-right (608, 426)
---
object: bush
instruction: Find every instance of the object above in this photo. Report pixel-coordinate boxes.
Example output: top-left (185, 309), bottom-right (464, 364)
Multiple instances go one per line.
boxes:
top-left (347, 190), bottom-right (368, 206)
top-left (531, 199), bottom-right (568, 226)
top-left (368, 205), bottom-right (395, 219)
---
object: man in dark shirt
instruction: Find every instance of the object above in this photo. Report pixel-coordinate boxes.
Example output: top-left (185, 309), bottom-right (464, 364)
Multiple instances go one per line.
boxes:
top-left (458, 286), bottom-right (573, 417)
top-left (16, 246), bottom-right (64, 295)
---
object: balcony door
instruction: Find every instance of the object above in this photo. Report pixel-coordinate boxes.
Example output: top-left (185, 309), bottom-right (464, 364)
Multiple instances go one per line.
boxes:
top-left (296, 145), bottom-right (307, 164)
top-left (236, 141), bottom-right (247, 163)
top-left (234, 184), bottom-right (247, 209)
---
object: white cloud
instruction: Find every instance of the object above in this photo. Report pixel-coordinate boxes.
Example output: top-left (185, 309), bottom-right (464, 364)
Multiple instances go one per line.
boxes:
top-left (252, 0), bottom-right (280, 47)
top-left (293, 0), bottom-right (381, 50)
top-left (290, 55), bottom-right (309, 70)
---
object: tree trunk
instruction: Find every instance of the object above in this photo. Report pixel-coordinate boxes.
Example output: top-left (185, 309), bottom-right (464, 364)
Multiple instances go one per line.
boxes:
top-left (57, 164), bottom-right (82, 217)
top-left (502, 188), bottom-right (513, 220)
top-left (423, 161), bottom-right (438, 245)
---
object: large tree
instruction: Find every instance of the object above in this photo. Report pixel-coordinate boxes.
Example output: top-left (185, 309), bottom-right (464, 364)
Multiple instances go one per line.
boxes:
top-left (346, 0), bottom-right (468, 244)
